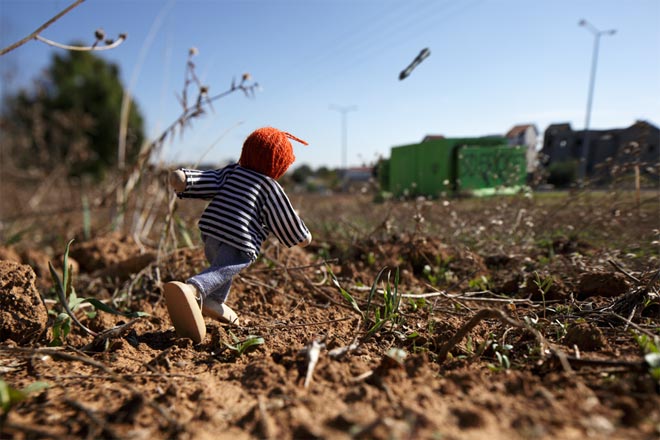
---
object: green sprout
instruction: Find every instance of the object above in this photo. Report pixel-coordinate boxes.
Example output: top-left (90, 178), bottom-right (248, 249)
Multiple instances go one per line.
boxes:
top-left (329, 267), bottom-right (363, 317)
top-left (423, 264), bottom-right (439, 286)
top-left (532, 272), bottom-right (554, 319)
top-left (633, 332), bottom-right (660, 381)
top-left (1, 379), bottom-right (49, 418)
top-left (330, 265), bottom-right (403, 338)
top-left (487, 341), bottom-right (513, 372)
top-left (48, 239), bottom-right (148, 346)
top-left (468, 275), bottom-right (490, 291)
top-left (365, 267), bottom-right (401, 337)
top-left (224, 331), bottom-right (265, 356)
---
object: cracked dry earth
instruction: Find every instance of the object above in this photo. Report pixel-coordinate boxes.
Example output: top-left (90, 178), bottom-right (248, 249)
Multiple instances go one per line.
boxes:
top-left (1, 192), bottom-right (659, 439)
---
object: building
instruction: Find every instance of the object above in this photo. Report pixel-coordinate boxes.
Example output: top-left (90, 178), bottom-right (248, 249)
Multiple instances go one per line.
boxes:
top-left (505, 124), bottom-right (539, 174)
top-left (541, 120), bottom-right (659, 179)
top-left (341, 166), bottom-right (374, 192)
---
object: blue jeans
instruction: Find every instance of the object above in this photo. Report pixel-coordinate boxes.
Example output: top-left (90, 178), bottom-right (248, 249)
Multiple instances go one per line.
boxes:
top-left (187, 235), bottom-right (253, 304)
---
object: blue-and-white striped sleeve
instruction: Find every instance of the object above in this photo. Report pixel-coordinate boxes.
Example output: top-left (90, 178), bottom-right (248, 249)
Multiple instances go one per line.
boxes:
top-left (263, 180), bottom-right (310, 247)
top-left (178, 168), bottom-right (224, 199)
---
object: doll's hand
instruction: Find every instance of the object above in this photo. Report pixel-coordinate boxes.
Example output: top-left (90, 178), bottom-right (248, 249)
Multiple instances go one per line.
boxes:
top-left (298, 232), bottom-right (312, 247)
top-left (169, 170), bottom-right (186, 192)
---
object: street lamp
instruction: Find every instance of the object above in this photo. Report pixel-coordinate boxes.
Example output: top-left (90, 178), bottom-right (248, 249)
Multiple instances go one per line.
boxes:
top-left (578, 19), bottom-right (616, 182)
top-left (329, 104), bottom-right (358, 170)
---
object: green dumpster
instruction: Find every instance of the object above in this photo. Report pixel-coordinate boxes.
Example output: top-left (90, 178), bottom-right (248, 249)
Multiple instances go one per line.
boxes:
top-left (388, 137), bottom-right (526, 197)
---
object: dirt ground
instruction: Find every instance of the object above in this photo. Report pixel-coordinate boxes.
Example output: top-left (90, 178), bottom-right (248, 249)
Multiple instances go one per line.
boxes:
top-left (1, 189), bottom-right (659, 439)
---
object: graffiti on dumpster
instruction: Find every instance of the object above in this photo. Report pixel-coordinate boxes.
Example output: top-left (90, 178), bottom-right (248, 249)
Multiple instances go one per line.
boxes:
top-left (458, 148), bottom-right (525, 190)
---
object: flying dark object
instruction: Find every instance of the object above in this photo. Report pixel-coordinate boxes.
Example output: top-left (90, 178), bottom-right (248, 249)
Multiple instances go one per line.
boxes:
top-left (399, 47), bottom-right (431, 80)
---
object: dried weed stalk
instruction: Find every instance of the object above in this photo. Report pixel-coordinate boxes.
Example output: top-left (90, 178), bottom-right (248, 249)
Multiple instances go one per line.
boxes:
top-left (301, 339), bottom-right (325, 388)
top-left (0, 0), bottom-right (127, 56)
top-left (109, 48), bottom-right (259, 253)
top-left (436, 308), bottom-right (573, 372)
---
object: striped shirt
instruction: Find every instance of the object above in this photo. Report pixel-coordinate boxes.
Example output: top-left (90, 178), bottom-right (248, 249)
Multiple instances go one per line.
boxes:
top-left (177, 164), bottom-right (311, 259)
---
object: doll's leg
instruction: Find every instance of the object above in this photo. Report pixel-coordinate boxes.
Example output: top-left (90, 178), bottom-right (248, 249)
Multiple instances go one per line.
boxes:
top-left (204, 241), bottom-right (252, 303)
top-left (187, 240), bottom-right (251, 325)
top-left (201, 234), bottom-right (220, 264)
top-left (163, 237), bottom-right (248, 340)
top-left (187, 239), bottom-right (252, 301)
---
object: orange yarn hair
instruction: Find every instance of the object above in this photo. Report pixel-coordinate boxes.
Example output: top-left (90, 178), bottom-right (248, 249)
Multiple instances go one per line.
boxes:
top-left (239, 127), bottom-right (308, 179)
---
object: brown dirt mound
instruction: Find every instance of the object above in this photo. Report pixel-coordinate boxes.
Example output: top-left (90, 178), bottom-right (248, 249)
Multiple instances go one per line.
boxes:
top-left (0, 260), bottom-right (49, 345)
top-left (69, 232), bottom-right (144, 272)
top-left (577, 271), bottom-right (630, 299)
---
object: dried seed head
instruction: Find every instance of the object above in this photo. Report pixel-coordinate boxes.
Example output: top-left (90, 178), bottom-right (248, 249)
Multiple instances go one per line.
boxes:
top-left (189, 47), bottom-right (199, 56)
top-left (242, 72), bottom-right (251, 81)
top-left (95, 28), bottom-right (106, 41)
top-left (200, 86), bottom-right (209, 94)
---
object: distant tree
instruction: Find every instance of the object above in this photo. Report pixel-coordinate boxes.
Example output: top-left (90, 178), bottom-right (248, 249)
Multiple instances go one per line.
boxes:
top-left (375, 158), bottom-right (390, 191)
top-left (314, 166), bottom-right (341, 192)
top-left (315, 166), bottom-right (331, 179)
top-left (290, 164), bottom-right (313, 184)
top-left (1, 49), bottom-right (144, 178)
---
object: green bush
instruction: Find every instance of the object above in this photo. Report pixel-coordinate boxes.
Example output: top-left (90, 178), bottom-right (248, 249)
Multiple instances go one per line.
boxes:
top-left (546, 160), bottom-right (578, 188)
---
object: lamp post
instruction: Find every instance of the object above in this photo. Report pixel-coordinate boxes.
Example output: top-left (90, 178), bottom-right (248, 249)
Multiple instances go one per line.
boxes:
top-left (578, 19), bottom-right (616, 182)
top-left (329, 104), bottom-right (357, 171)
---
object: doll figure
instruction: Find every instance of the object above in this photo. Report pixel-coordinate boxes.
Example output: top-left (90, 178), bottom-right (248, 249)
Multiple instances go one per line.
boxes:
top-left (164, 127), bottom-right (312, 343)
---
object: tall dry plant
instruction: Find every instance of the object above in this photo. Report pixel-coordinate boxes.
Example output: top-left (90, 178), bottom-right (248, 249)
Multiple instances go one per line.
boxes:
top-left (106, 48), bottom-right (259, 253)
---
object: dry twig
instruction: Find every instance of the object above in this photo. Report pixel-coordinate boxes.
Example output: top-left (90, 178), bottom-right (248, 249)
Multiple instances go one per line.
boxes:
top-left (301, 339), bottom-right (324, 388)
top-left (0, 0), bottom-right (127, 56)
top-left (257, 395), bottom-right (278, 439)
top-left (82, 318), bottom-right (143, 352)
top-left (436, 308), bottom-right (573, 373)
top-left (608, 259), bottom-right (641, 283)
top-left (105, 48), bottom-right (259, 243)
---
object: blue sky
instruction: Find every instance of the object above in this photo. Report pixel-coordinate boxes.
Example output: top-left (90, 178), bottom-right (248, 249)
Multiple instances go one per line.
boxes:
top-left (1, 0), bottom-right (659, 169)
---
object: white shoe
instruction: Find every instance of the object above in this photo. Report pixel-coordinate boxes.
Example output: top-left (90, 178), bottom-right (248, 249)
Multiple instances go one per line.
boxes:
top-left (163, 281), bottom-right (206, 343)
top-left (202, 298), bottom-right (240, 326)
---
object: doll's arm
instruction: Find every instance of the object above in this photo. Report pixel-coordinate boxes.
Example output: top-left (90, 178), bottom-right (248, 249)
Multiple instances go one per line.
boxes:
top-left (172, 168), bottom-right (223, 199)
top-left (263, 182), bottom-right (312, 248)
